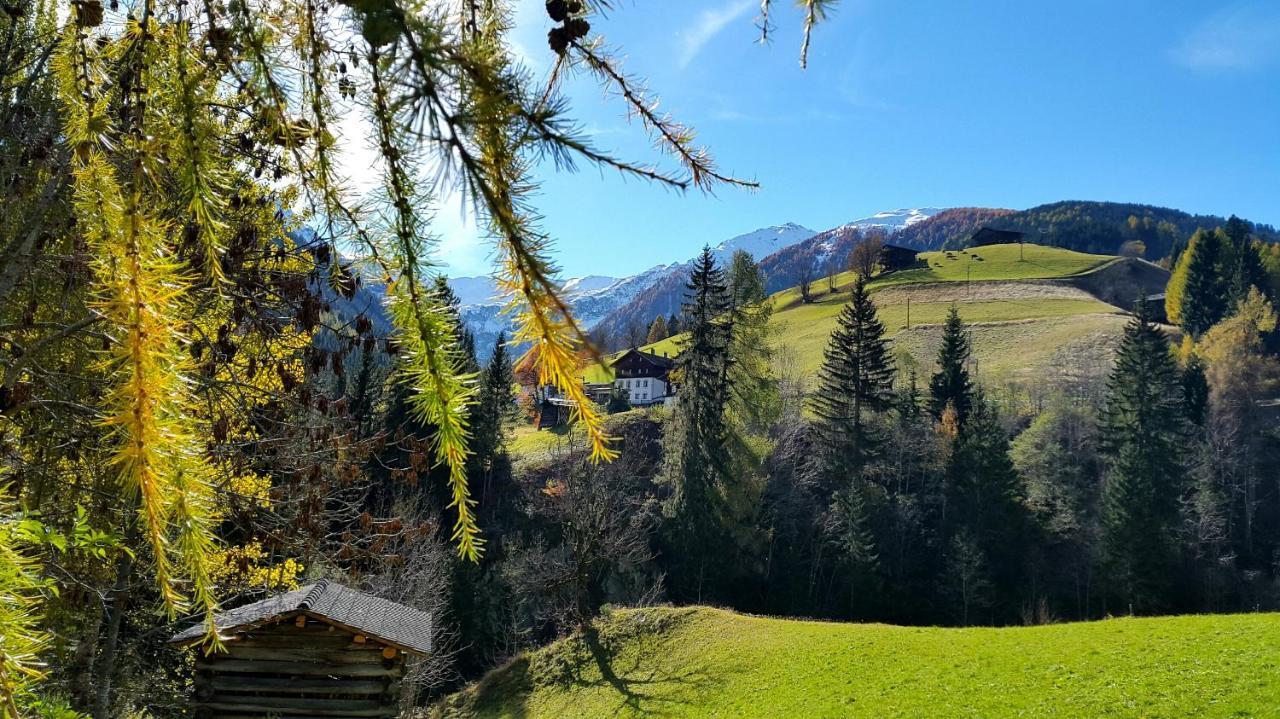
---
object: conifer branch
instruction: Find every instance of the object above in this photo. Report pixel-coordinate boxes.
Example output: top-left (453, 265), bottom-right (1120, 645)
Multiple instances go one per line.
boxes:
top-left (368, 43), bottom-right (482, 559)
top-left (569, 38), bottom-right (758, 193)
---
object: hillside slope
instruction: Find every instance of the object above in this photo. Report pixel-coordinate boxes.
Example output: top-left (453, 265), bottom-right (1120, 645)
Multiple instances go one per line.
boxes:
top-left (595, 244), bottom-right (1166, 385)
top-left (432, 606), bottom-right (1280, 719)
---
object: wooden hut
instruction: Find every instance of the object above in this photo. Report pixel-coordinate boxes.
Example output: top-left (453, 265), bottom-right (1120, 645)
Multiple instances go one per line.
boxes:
top-left (878, 243), bottom-right (921, 272)
top-left (968, 227), bottom-right (1025, 247)
top-left (169, 580), bottom-right (431, 718)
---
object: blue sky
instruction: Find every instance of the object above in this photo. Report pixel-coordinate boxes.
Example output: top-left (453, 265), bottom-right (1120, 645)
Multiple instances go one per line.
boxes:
top-left (422, 0), bottom-right (1280, 278)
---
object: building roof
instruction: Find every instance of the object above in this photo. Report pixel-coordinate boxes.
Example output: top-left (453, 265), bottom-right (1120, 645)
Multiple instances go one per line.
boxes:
top-left (168, 580), bottom-right (433, 654)
top-left (615, 347), bottom-right (675, 369)
top-left (879, 243), bottom-right (919, 256)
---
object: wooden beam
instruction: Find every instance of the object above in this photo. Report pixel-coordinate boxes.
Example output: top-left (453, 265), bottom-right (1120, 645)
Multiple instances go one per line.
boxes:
top-left (207, 675), bottom-right (398, 695)
top-left (196, 695), bottom-right (394, 716)
top-left (195, 659), bottom-right (402, 678)
top-left (212, 647), bottom-right (384, 664)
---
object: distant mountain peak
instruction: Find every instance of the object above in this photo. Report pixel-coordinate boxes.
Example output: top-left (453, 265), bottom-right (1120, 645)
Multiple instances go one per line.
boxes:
top-left (840, 208), bottom-right (942, 233)
top-left (709, 223), bottom-right (817, 263)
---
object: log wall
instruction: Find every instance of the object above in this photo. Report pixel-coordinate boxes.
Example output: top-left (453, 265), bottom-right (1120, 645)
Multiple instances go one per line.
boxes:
top-left (194, 617), bottom-right (404, 718)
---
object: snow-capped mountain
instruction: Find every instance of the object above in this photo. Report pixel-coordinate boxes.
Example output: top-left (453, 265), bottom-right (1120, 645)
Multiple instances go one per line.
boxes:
top-left (453, 212), bottom-right (940, 359)
top-left (708, 222), bottom-right (817, 265)
top-left (451, 263), bottom-right (681, 359)
top-left (839, 207), bottom-right (942, 233)
top-left (452, 223), bottom-right (817, 359)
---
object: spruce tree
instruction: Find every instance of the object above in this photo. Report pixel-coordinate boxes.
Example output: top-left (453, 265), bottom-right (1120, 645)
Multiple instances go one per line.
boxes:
top-left (1099, 304), bottom-right (1186, 611)
top-left (928, 305), bottom-right (974, 424)
top-left (726, 251), bottom-right (779, 433)
top-left (811, 275), bottom-right (895, 482)
top-left (473, 332), bottom-right (518, 470)
top-left (1223, 217), bottom-right (1269, 308)
top-left (944, 395), bottom-right (1026, 614)
top-left (1181, 354), bottom-right (1210, 430)
top-left (729, 248), bottom-right (768, 306)
top-left (1180, 229), bottom-right (1227, 337)
top-left (667, 312), bottom-right (682, 336)
top-left (434, 275), bottom-right (479, 372)
top-left (667, 247), bottom-right (734, 598)
top-left (828, 482), bottom-right (880, 614)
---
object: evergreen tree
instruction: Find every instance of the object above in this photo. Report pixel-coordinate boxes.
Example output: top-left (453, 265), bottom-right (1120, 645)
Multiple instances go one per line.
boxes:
top-left (827, 483), bottom-right (880, 614)
top-left (473, 332), bottom-right (519, 472)
top-left (810, 276), bottom-right (895, 481)
top-left (1181, 354), bottom-right (1210, 430)
top-left (646, 314), bottom-right (669, 344)
top-left (666, 247), bottom-right (734, 598)
top-left (928, 306), bottom-right (974, 424)
top-left (896, 370), bottom-right (923, 425)
top-left (1223, 217), bottom-right (1270, 308)
top-left (944, 395), bottom-right (1026, 616)
top-left (667, 312), bottom-right (682, 336)
top-left (726, 251), bottom-right (779, 433)
top-left (729, 249), bottom-right (767, 306)
top-left (1099, 304), bottom-right (1186, 611)
top-left (1180, 229), bottom-right (1227, 337)
top-left (434, 275), bottom-right (479, 373)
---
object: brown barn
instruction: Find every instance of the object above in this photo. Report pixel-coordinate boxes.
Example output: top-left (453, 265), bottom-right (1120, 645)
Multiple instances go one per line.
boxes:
top-left (968, 227), bottom-right (1025, 247)
top-left (878, 244), bottom-right (920, 272)
top-left (169, 581), bottom-right (430, 718)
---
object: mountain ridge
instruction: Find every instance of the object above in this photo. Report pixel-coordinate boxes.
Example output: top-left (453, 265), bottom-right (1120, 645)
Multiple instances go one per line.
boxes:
top-left (590, 209), bottom-right (941, 346)
top-left (452, 221), bottom-right (820, 357)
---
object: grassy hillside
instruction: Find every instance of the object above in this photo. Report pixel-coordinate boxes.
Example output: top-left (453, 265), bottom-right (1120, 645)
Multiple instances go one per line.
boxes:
top-left (432, 606), bottom-right (1280, 719)
top-left (588, 244), bottom-right (1140, 383)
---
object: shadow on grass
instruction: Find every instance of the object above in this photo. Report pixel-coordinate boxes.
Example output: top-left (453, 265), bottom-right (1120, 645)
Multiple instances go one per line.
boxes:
top-left (431, 611), bottom-right (719, 719)
top-left (566, 625), bottom-right (715, 717)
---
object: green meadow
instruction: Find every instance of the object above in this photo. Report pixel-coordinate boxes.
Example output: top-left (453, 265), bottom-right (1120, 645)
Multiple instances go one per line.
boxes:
top-left (433, 606), bottom-right (1280, 719)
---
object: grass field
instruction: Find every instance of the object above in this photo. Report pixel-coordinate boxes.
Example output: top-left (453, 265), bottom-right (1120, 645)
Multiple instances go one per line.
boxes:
top-left (509, 408), bottom-right (661, 461)
top-left (432, 606), bottom-right (1280, 719)
top-left (586, 245), bottom-right (1127, 383)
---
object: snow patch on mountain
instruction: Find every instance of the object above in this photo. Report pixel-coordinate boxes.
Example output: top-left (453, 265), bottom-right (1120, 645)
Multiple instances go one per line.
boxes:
top-left (451, 263), bottom-right (680, 359)
top-left (709, 222), bottom-right (817, 264)
top-left (840, 207), bottom-right (943, 233)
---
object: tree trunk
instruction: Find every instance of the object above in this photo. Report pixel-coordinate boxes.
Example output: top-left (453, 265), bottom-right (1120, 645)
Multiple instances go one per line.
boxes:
top-left (92, 553), bottom-right (133, 719)
top-left (70, 601), bottom-right (103, 713)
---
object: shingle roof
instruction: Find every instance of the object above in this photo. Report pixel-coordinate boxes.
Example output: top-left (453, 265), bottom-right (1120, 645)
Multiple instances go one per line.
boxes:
top-left (168, 580), bottom-right (433, 654)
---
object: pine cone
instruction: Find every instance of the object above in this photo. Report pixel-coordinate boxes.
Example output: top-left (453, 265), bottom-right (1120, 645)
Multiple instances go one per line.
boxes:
top-left (548, 26), bottom-right (569, 54)
top-left (567, 17), bottom-right (590, 40)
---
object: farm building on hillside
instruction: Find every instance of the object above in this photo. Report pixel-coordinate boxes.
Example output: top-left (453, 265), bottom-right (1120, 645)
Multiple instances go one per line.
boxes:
top-left (610, 347), bottom-right (676, 407)
top-left (169, 581), bottom-right (429, 718)
top-left (1143, 293), bottom-right (1169, 324)
top-left (969, 227), bottom-right (1026, 247)
top-left (878, 244), bottom-right (920, 272)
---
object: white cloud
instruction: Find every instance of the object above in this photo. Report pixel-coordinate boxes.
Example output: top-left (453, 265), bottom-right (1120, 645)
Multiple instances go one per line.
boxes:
top-left (1173, 2), bottom-right (1280, 71)
top-left (677, 0), bottom-right (757, 69)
